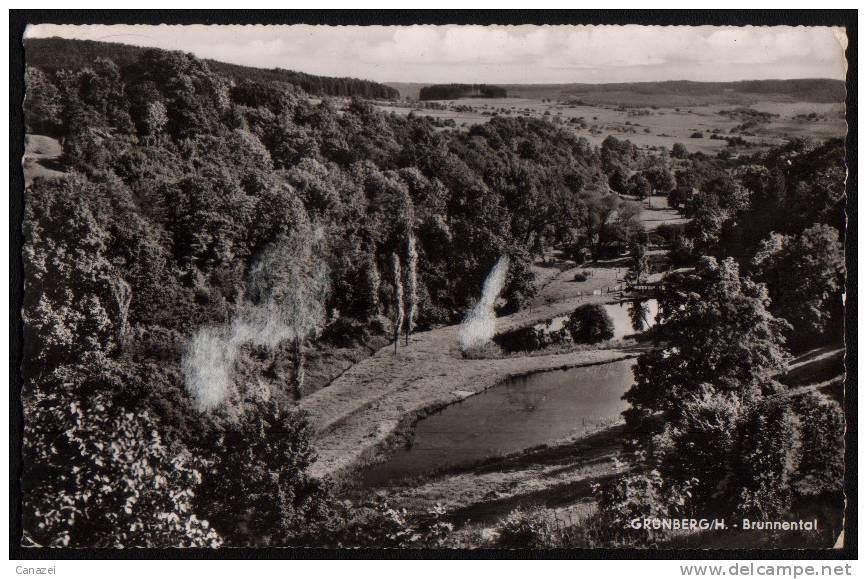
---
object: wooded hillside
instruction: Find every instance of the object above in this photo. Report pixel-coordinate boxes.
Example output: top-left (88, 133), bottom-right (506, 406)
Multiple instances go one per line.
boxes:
top-left (24, 37), bottom-right (400, 100)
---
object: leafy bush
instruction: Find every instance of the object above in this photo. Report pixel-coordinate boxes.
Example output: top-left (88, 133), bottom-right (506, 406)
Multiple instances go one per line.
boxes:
top-left (196, 400), bottom-right (330, 546)
top-left (461, 341), bottom-right (504, 359)
top-left (573, 272), bottom-right (588, 282)
top-left (497, 507), bottom-right (560, 549)
top-left (23, 369), bottom-right (221, 548)
top-left (565, 304), bottom-right (615, 343)
top-left (319, 501), bottom-right (454, 548)
top-left (655, 223), bottom-right (686, 245)
top-left (792, 392), bottom-right (844, 496)
top-left (494, 324), bottom-right (572, 354)
top-left (733, 396), bottom-right (801, 518)
top-left (657, 385), bottom-right (743, 512)
top-left (594, 469), bottom-right (692, 547)
top-left (671, 142), bottom-right (689, 159)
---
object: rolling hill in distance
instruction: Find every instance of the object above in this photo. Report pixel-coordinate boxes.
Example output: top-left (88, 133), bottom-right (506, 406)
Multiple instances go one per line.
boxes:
top-left (24, 37), bottom-right (844, 107)
top-left (388, 79), bottom-right (845, 106)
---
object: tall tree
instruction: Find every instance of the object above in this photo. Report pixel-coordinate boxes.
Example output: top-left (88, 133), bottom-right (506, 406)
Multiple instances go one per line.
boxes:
top-left (624, 256), bottom-right (789, 437)
top-left (404, 234), bottom-right (418, 345)
top-left (629, 172), bottom-right (652, 200)
top-left (24, 66), bottom-right (62, 135)
top-left (246, 224), bottom-right (331, 398)
top-left (751, 224), bottom-right (844, 350)
top-left (625, 242), bottom-right (650, 285)
top-left (392, 252), bottom-right (404, 355)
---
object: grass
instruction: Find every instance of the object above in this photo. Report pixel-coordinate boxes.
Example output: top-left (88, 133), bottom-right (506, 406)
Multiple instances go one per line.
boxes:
top-left (373, 98), bottom-right (845, 155)
top-left (493, 337), bottom-right (641, 359)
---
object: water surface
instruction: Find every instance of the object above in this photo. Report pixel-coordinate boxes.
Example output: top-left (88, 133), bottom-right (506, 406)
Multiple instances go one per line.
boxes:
top-left (358, 358), bottom-right (636, 487)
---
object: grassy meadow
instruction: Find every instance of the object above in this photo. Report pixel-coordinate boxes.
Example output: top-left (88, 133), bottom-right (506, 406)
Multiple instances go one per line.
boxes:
top-left (375, 93), bottom-right (846, 155)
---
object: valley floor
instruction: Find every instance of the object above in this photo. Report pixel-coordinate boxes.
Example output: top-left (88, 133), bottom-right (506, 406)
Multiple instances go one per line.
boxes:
top-left (301, 197), bottom-right (682, 482)
top-left (300, 254), bottom-right (635, 480)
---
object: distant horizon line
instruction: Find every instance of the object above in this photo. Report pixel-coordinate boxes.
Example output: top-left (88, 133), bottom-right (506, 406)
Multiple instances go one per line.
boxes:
top-left (25, 35), bottom-right (846, 88)
top-left (383, 78), bottom-right (844, 86)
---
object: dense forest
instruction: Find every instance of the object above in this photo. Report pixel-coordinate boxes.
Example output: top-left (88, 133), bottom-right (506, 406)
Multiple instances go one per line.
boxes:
top-left (419, 83), bottom-right (508, 100)
top-left (24, 37), bottom-right (400, 100)
top-left (21, 41), bottom-right (846, 548)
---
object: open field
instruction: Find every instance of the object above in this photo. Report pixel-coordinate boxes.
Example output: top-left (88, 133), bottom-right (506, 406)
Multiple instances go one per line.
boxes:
top-left (386, 79), bottom-right (845, 105)
top-left (375, 97), bottom-right (845, 155)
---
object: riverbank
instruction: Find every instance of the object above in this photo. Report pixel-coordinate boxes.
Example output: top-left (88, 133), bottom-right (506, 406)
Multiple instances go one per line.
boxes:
top-left (345, 421), bottom-right (630, 531)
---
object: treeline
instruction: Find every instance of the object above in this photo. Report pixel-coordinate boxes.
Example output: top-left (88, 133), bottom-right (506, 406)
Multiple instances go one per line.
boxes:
top-left (207, 60), bottom-right (399, 100)
top-left (24, 37), bottom-right (399, 100)
top-left (419, 83), bottom-right (508, 100)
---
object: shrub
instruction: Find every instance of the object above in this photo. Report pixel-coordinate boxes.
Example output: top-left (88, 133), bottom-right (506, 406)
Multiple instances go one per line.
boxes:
top-left (497, 507), bottom-right (560, 549)
top-left (655, 223), bottom-right (686, 245)
top-left (196, 400), bottom-right (330, 546)
top-left (23, 378), bottom-right (221, 548)
top-left (594, 469), bottom-right (691, 547)
top-left (671, 142), bottom-right (689, 158)
top-left (573, 272), bottom-right (588, 282)
top-left (792, 392), bottom-right (844, 496)
top-left (733, 396), bottom-right (801, 518)
top-left (494, 324), bottom-right (572, 353)
top-left (565, 304), bottom-right (615, 343)
top-left (647, 232), bottom-right (665, 246)
top-left (461, 341), bottom-right (503, 359)
top-left (658, 385), bottom-right (742, 512)
top-left (320, 501), bottom-right (454, 548)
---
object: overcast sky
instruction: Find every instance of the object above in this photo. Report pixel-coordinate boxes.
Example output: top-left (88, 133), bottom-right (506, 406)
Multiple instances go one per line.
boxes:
top-left (25, 24), bottom-right (847, 84)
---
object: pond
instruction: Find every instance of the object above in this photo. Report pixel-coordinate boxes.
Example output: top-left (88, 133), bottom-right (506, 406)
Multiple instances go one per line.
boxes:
top-left (357, 358), bottom-right (636, 487)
